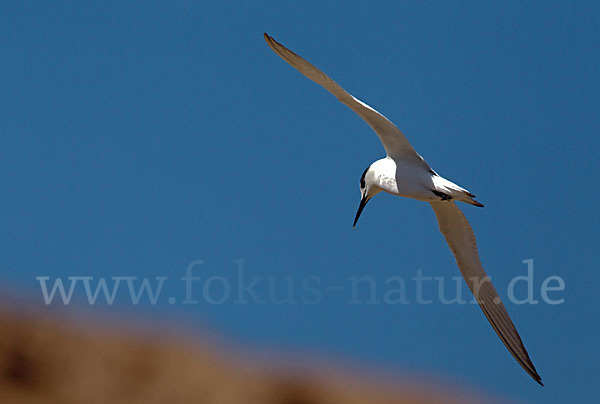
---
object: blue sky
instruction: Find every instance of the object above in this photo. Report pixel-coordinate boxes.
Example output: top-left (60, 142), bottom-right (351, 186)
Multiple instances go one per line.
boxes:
top-left (1, 1), bottom-right (598, 402)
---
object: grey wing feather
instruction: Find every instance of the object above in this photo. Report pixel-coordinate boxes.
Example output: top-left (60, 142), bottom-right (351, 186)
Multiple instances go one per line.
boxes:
top-left (430, 201), bottom-right (543, 386)
top-left (264, 33), bottom-right (427, 166)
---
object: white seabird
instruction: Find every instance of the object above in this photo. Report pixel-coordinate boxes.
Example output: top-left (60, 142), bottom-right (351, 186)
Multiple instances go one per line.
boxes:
top-left (264, 33), bottom-right (542, 386)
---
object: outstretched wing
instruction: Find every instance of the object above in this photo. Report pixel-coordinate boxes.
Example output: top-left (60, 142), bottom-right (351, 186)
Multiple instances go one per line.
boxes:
top-left (264, 33), bottom-right (427, 165)
top-left (430, 201), bottom-right (543, 386)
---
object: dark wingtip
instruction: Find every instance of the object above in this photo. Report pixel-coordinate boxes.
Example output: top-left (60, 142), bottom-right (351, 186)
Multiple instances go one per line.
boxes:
top-left (264, 33), bottom-right (278, 44)
top-left (531, 371), bottom-right (544, 386)
top-left (531, 367), bottom-right (543, 386)
top-left (529, 367), bottom-right (543, 386)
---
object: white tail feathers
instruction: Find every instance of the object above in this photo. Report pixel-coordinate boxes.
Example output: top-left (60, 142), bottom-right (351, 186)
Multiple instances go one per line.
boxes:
top-left (431, 176), bottom-right (484, 207)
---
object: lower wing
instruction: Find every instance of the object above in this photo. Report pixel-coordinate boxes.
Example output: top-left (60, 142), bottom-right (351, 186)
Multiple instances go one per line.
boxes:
top-left (430, 201), bottom-right (542, 385)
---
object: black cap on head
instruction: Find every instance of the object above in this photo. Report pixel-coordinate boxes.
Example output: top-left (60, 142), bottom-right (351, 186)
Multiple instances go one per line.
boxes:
top-left (359, 166), bottom-right (369, 189)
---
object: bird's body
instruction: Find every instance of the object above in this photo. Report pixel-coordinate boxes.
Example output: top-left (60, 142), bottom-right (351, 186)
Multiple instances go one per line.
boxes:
top-left (367, 157), bottom-right (482, 205)
top-left (264, 33), bottom-right (542, 386)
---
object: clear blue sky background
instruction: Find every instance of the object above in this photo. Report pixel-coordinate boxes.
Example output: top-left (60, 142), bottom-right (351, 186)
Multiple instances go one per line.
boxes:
top-left (1, 1), bottom-right (598, 403)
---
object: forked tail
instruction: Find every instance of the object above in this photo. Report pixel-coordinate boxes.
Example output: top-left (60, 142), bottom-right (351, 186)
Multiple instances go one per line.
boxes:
top-left (463, 192), bottom-right (485, 207)
top-left (431, 175), bottom-right (484, 207)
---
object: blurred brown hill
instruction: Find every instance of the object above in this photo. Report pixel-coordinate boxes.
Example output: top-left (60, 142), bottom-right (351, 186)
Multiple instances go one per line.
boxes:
top-left (0, 309), bottom-right (492, 404)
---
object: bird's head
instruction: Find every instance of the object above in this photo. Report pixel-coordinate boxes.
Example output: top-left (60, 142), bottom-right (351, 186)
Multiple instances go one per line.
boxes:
top-left (353, 165), bottom-right (382, 227)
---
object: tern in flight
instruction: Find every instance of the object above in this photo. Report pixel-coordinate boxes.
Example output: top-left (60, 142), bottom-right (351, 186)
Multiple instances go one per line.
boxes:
top-left (264, 33), bottom-right (542, 386)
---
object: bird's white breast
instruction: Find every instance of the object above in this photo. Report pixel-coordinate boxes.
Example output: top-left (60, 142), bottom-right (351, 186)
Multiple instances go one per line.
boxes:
top-left (371, 157), bottom-right (436, 201)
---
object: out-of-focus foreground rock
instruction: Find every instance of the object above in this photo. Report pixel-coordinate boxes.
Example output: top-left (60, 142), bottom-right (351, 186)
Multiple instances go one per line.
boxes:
top-left (0, 309), bottom-right (489, 404)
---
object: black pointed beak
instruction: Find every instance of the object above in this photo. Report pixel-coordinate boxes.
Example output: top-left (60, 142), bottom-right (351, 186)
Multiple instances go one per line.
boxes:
top-left (353, 194), bottom-right (369, 228)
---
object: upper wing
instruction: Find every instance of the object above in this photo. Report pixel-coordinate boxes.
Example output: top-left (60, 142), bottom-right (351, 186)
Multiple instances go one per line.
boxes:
top-left (430, 201), bottom-right (543, 386)
top-left (264, 33), bottom-right (426, 164)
